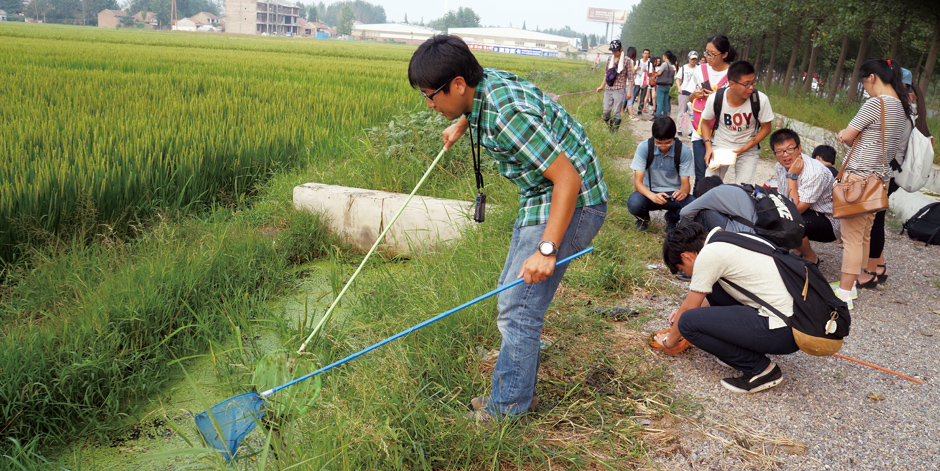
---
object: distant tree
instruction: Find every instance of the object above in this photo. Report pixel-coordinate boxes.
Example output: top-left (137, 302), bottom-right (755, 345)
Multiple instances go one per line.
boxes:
top-left (403, 13), bottom-right (407, 24)
top-left (522, 21), bottom-right (526, 30)
top-left (1, 0), bottom-right (23, 15)
top-left (321, 0), bottom-right (385, 26)
top-left (429, 6), bottom-right (479, 32)
top-left (337, 3), bottom-right (354, 35)
top-left (152, 0), bottom-right (170, 26)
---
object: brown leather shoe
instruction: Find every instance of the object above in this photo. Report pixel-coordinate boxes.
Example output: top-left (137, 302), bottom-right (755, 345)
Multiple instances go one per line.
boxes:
top-left (470, 395), bottom-right (539, 412)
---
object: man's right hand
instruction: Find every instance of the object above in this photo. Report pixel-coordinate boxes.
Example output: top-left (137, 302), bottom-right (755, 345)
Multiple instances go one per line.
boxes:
top-left (651, 192), bottom-right (669, 205)
top-left (442, 118), bottom-right (469, 151)
top-left (596, 85), bottom-right (604, 92)
top-left (703, 148), bottom-right (713, 166)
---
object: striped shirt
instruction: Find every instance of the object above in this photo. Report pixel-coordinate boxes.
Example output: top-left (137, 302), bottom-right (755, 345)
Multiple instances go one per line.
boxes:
top-left (605, 55), bottom-right (633, 90)
top-left (774, 155), bottom-right (841, 238)
top-left (468, 68), bottom-right (608, 226)
top-left (845, 95), bottom-right (912, 181)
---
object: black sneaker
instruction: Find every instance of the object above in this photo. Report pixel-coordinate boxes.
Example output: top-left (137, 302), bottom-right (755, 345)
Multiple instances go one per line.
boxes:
top-left (634, 218), bottom-right (649, 231)
top-left (720, 363), bottom-right (783, 393)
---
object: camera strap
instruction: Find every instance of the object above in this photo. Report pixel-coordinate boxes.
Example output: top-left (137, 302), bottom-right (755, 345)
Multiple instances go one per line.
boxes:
top-left (468, 105), bottom-right (486, 222)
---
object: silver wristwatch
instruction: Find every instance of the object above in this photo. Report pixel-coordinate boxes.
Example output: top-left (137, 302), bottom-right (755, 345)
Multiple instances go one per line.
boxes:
top-left (538, 240), bottom-right (557, 256)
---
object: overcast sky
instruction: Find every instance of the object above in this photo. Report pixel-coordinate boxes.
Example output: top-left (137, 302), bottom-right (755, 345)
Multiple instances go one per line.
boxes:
top-left (370, 1), bottom-right (641, 38)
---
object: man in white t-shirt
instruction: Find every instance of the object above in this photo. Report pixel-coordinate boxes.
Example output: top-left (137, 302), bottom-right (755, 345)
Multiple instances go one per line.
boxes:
top-left (675, 51), bottom-right (699, 138)
top-left (700, 61), bottom-right (773, 185)
top-left (653, 223), bottom-right (799, 393)
top-left (632, 49), bottom-right (652, 119)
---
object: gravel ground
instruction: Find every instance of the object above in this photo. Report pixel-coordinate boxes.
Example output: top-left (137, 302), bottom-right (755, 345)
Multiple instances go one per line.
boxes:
top-left (618, 107), bottom-right (940, 470)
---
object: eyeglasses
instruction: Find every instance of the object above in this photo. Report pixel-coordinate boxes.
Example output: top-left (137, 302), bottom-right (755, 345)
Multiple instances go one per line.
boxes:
top-left (773, 145), bottom-right (799, 157)
top-left (421, 78), bottom-right (454, 101)
top-left (733, 80), bottom-right (756, 89)
top-left (703, 50), bottom-right (720, 59)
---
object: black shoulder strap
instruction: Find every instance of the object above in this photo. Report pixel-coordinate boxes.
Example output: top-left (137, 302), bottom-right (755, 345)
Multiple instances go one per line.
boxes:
top-left (673, 138), bottom-right (682, 175)
top-left (751, 90), bottom-right (762, 145)
top-left (713, 88), bottom-right (726, 134)
top-left (646, 137), bottom-right (655, 174)
top-left (720, 277), bottom-right (793, 328)
top-left (708, 230), bottom-right (775, 256)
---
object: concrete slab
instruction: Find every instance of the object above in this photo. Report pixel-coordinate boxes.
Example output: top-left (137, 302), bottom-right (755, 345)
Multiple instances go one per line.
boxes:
top-left (293, 183), bottom-right (473, 255)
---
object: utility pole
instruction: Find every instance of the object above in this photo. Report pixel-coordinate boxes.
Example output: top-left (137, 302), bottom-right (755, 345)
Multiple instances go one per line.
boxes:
top-left (171, 0), bottom-right (177, 30)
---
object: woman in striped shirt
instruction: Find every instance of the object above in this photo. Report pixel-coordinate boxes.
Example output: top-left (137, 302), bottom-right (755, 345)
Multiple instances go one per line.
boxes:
top-left (834, 59), bottom-right (912, 307)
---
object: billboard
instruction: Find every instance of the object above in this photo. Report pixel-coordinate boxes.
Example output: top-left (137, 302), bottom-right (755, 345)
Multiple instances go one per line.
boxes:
top-left (587, 7), bottom-right (628, 24)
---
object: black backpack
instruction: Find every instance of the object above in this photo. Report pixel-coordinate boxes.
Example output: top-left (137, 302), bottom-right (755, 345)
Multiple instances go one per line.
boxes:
top-left (901, 202), bottom-right (940, 245)
top-left (712, 88), bottom-right (762, 147)
top-left (718, 184), bottom-right (805, 250)
top-left (645, 137), bottom-right (682, 176)
top-left (708, 231), bottom-right (851, 356)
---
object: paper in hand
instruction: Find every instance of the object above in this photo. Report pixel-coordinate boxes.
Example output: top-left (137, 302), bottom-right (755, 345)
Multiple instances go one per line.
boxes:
top-left (708, 148), bottom-right (737, 170)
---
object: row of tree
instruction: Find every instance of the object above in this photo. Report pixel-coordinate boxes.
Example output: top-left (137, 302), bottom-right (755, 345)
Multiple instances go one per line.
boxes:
top-left (621, 0), bottom-right (940, 102)
top-left (0, 0), bottom-right (219, 26)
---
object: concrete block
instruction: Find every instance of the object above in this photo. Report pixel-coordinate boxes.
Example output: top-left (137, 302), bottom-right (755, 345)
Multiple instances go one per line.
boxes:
top-left (293, 183), bottom-right (473, 255)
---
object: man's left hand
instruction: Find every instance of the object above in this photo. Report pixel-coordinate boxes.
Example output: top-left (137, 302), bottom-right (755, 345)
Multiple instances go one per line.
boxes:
top-left (671, 190), bottom-right (688, 201)
top-left (518, 251), bottom-right (556, 284)
top-left (790, 155), bottom-right (805, 175)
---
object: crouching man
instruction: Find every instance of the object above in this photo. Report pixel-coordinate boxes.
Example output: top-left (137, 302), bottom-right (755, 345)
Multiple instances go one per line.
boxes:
top-left (770, 129), bottom-right (839, 265)
top-left (628, 116), bottom-right (695, 232)
top-left (409, 35), bottom-right (609, 420)
top-left (653, 223), bottom-right (799, 393)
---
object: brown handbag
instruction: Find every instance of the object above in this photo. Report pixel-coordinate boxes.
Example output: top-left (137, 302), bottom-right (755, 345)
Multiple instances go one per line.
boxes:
top-left (832, 97), bottom-right (889, 219)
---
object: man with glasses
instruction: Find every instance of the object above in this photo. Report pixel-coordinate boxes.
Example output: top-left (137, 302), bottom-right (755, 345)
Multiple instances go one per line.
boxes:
top-left (700, 61), bottom-right (774, 184)
top-left (628, 117), bottom-right (695, 232)
top-left (770, 129), bottom-right (838, 265)
top-left (408, 35), bottom-right (608, 423)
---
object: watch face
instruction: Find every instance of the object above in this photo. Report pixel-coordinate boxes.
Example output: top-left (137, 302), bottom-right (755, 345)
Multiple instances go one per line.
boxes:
top-left (539, 241), bottom-right (554, 255)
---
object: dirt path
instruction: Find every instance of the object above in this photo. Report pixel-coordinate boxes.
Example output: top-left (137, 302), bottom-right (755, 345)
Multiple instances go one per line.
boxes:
top-left (617, 106), bottom-right (940, 470)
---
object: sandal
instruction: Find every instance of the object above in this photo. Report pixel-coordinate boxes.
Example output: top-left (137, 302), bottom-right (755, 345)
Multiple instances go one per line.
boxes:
top-left (648, 328), bottom-right (692, 354)
top-left (858, 269), bottom-right (879, 289)
top-left (875, 264), bottom-right (888, 284)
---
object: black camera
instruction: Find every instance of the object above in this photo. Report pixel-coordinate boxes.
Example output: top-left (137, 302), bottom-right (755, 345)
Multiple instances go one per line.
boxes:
top-left (473, 193), bottom-right (486, 223)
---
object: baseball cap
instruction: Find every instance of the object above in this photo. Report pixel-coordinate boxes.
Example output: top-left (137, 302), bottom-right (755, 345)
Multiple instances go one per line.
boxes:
top-left (609, 39), bottom-right (622, 51)
top-left (901, 68), bottom-right (913, 86)
top-left (688, 51), bottom-right (698, 59)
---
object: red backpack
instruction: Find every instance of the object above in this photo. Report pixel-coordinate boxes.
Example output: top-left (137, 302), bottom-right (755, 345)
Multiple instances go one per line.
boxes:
top-left (690, 64), bottom-right (729, 136)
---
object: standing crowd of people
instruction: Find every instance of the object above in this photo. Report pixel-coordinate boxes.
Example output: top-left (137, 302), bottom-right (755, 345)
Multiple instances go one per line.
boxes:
top-left (408, 32), bottom-right (930, 424)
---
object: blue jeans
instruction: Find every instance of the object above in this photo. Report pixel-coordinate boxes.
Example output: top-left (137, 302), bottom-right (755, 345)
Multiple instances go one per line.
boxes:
top-left (486, 203), bottom-right (607, 418)
top-left (677, 282), bottom-right (798, 376)
top-left (655, 85), bottom-right (671, 118)
top-left (626, 84), bottom-right (641, 110)
top-left (627, 191), bottom-right (695, 228)
top-left (692, 139), bottom-right (707, 184)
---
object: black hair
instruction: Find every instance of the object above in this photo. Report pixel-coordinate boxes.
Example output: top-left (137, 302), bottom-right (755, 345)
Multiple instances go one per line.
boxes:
top-left (626, 46), bottom-right (637, 61)
top-left (769, 128), bottom-right (801, 151)
top-left (663, 50), bottom-right (677, 64)
top-left (727, 60), bottom-right (755, 83)
top-left (857, 59), bottom-right (912, 120)
top-left (653, 57), bottom-right (662, 67)
top-left (408, 35), bottom-right (484, 94)
top-left (705, 34), bottom-right (736, 63)
top-left (693, 175), bottom-right (723, 198)
top-left (643, 48), bottom-right (650, 54)
top-left (812, 145), bottom-right (837, 165)
top-left (662, 222), bottom-right (707, 274)
top-left (651, 117), bottom-right (677, 140)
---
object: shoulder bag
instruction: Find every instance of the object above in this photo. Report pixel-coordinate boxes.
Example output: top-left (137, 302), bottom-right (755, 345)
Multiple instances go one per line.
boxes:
top-left (832, 97), bottom-right (889, 219)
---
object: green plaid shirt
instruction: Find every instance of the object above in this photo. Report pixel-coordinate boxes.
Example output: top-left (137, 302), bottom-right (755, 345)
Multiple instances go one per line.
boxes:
top-left (467, 68), bottom-right (608, 226)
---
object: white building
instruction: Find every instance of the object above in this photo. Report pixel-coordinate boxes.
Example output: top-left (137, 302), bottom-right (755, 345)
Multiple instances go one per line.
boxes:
top-left (0, 10), bottom-right (7, 21)
top-left (353, 23), bottom-right (440, 45)
top-left (449, 27), bottom-right (578, 57)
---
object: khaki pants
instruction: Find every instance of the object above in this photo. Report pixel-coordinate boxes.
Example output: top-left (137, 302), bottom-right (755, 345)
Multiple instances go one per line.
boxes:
top-left (839, 212), bottom-right (876, 275)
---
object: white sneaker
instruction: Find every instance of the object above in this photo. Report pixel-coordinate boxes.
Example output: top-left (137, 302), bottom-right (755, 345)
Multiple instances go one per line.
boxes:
top-left (831, 286), bottom-right (854, 310)
top-left (829, 282), bottom-right (857, 300)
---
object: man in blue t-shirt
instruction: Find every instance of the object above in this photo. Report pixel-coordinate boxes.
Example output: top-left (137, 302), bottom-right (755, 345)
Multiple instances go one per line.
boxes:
top-left (628, 117), bottom-right (695, 232)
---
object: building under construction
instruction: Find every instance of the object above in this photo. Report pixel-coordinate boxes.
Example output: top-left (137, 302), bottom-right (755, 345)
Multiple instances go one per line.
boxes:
top-left (225, 0), bottom-right (300, 36)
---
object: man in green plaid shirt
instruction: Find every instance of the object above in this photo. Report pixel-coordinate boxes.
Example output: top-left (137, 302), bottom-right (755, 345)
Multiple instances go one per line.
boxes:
top-left (409, 35), bottom-right (608, 422)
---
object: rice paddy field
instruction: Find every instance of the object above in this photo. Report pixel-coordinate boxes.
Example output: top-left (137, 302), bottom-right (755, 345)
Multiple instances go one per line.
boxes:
top-left (0, 22), bottom-right (676, 470)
